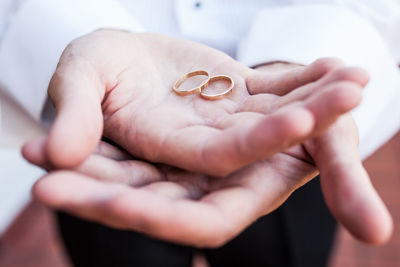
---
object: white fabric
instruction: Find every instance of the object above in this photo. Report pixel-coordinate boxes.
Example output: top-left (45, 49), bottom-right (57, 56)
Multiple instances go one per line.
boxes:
top-left (0, 0), bottom-right (144, 233)
top-left (0, 87), bottom-right (46, 235)
top-left (0, 0), bottom-right (400, 232)
top-left (0, 148), bottom-right (44, 235)
top-left (0, 0), bottom-right (144, 121)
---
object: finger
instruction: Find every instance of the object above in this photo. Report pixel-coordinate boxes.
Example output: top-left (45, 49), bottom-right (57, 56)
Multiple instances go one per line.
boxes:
top-left (140, 169), bottom-right (208, 200)
top-left (75, 155), bottom-right (164, 187)
top-left (306, 116), bottom-right (393, 245)
top-left (23, 137), bottom-right (131, 169)
top-left (242, 81), bottom-right (363, 135)
top-left (247, 58), bottom-right (344, 95)
top-left (275, 67), bottom-right (369, 107)
top-left (33, 171), bottom-right (129, 228)
top-left (32, 171), bottom-right (250, 247)
top-left (22, 137), bottom-right (51, 170)
top-left (242, 67), bottom-right (369, 113)
top-left (24, 137), bottom-right (163, 187)
top-left (46, 58), bottom-right (105, 168)
top-left (140, 182), bottom-right (195, 200)
top-left (298, 81), bottom-right (363, 133)
top-left (94, 141), bottom-right (132, 161)
top-left (65, 137), bottom-right (163, 186)
top-left (212, 79), bottom-right (363, 174)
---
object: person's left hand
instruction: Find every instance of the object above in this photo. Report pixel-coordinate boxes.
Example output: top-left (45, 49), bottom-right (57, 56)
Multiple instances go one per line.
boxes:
top-left (24, 112), bottom-right (392, 248)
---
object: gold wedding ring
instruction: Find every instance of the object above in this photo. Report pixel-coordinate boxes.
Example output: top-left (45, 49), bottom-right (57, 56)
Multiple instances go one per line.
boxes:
top-left (200, 75), bottom-right (234, 100)
top-left (172, 70), bottom-right (210, 96)
top-left (172, 70), bottom-right (234, 100)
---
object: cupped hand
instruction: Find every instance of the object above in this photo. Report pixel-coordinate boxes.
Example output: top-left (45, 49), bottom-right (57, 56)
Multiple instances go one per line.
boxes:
top-left (24, 114), bottom-right (392, 247)
top-left (31, 29), bottom-right (366, 176)
top-left (26, 140), bottom-right (316, 247)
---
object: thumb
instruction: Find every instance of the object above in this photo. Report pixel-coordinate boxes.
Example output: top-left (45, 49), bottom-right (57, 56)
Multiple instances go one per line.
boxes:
top-left (46, 58), bottom-right (105, 168)
top-left (307, 116), bottom-right (393, 245)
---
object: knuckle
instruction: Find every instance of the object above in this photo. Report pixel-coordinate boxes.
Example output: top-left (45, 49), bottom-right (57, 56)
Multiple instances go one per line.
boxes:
top-left (191, 219), bottom-right (236, 248)
top-left (327, 81), bottom-right (362, 110)
top-left (203, 223), bottom-right (237, 248)
top-left (332, 68), bottom-right (354, 80)
top-left (197, 232), bottom-right (231, 248)
top-left (330, 67), bottom-right (369, 85)
top-left (313, 57), bottom-right (344, 74)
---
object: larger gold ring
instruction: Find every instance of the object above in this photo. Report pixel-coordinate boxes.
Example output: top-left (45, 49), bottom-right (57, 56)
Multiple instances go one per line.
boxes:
top-left (172, 70), bottom-right (210, 96)
top-left (200, 75), bottom-right (234, 100)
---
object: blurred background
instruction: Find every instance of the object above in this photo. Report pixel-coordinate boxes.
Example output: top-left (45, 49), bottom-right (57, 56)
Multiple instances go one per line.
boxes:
top-left (0, 85), bottom-right (399, 267)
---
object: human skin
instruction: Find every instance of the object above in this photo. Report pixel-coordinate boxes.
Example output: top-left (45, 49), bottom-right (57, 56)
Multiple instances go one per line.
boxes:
top-left (24, 114), bottom-right (391, 248)
top-left (37, 30), bottom-right (367, 176)
top-left (23, 29), bottom-right (392, 247)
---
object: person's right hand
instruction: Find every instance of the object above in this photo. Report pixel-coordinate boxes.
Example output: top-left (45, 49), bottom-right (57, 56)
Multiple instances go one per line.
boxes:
top-left (27, 29), bottom-right (366, 177)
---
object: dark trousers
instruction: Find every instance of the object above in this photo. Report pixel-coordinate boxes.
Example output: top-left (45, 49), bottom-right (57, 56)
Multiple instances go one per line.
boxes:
top-left (57, 177), bottom-right (336, 267)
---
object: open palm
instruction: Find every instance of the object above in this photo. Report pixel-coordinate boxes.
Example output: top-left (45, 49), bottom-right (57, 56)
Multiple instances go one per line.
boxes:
top-left (47, 30), bottom-right (363, 176)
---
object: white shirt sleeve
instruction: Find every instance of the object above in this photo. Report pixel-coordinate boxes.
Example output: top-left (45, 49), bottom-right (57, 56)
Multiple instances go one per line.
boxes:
top-left (237, 4), bottom-right (400, 159)
top-left (0, 0), bottom-right (144, 122)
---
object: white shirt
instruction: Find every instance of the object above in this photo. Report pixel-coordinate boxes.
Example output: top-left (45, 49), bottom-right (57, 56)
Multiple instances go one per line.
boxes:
top-left (0, 0), bottom-right (399, 232)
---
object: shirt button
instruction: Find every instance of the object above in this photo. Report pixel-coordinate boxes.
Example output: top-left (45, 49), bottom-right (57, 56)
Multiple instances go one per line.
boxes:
top-left (194, 1), bottom-right (202, 9)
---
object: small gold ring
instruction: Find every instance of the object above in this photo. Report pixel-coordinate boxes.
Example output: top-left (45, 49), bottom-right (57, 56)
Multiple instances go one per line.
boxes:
top-left (200, 75), bottom-right (234, 100)
top-left (172, 70), bottom-right (210, 96)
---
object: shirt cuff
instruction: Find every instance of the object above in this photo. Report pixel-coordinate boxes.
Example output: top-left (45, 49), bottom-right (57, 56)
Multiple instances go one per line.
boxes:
top-left (0, 0), bottom-right (144, 122)
top-left (237, 4), bottom-right (400, 159)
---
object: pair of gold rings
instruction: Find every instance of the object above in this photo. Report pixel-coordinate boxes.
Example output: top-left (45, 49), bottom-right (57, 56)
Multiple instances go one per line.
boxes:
top-left (172, 70), bottom-right (234, 100)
